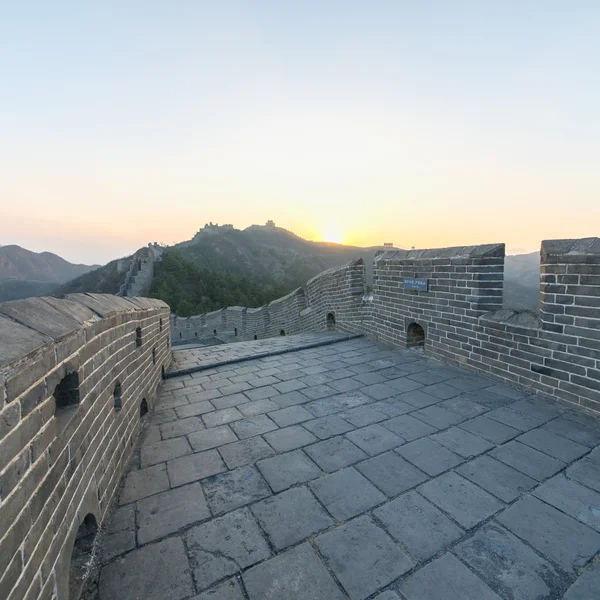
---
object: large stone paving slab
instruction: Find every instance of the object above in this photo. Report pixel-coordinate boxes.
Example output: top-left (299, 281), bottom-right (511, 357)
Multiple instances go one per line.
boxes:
top-left (202, 407), bottom-right (243, 428)
top-left (137, 482), bottom-right (211, 544)
top-left (543, 414), bottom-right (600, 447)
top-left (102, 505), bottom-right (136, 562)
top-left (489, 440), bottom-right (565, 481)
top-left (230, 414), bottom-right (278, 438)
top-left (516, 427), bottom-right (588, 462)
top-left (242, 543), bottom-right (345, 600)
top-left (310, 467), bottom-right (386, 520)
top-left (167, 449), bottom-right (226, 487)
top-left (454, 522), bottom-right (570, 599)
top-left (186, 507), bottom-right (271, 591)
top-left (567, 455), bottom-right (600, 492)
top-left (160, 415), bottom-right (205, 438)
top-left (485, 406), bottom-right (544, 431)
top-left (218, 436), bottom-right (275, 469)
top-left (316, 515), bottom-right (414, 600)
top-left (458, 415), bottom-right (520, 444)
top-left (418, 472), bottom-right (504, 529)
top-left (356, 451), bottom-right (428, 497)
top-left (268, 405), bottom-right (314, 427)
top-left (237, 398), bottom-right (279, 416)
top-left (374, 491), bottom-right (463, 561)
top-left (188, 425), bottom-right (238, 451)
top-left (140, 436), bottom-right (192, 467)
top-left (345, 423), bottom-right (404, 455)
top-left (257, 449), bottom-right (322, 491)
top-left (396, 436), bottom-right (463, 476)
top-left (510, 396), bottom-right (569, 421)
top-left (304, 435), bottom-right (368, 471)
top-left (456, 455), bottom-right (536, 502)
top-left (302, 414), bottom-right (355, 439)
top-left (340, 405), bottom-right (388, 426)
top-left (412, 404), bottom-right (465, 429)
top-left (193, 578), bottom-right (245, 600)
top-left (203, 465), bottom-right (271, 515)
top-left (262, 424), bottom-right (317, 452)
top-left (119, 463), bottom-right (169, 504)
top-left (430, 426), bottom-right (494, 458)
top-left (99, 537), bottom-right (194, 600)
top-left (398, 553), bottom-right (501, 600)
top-left (564, 562), bottom-right (600, 599)
top-left (251, 486), bottom-right (333, 550)
top-left (381, 414), bottom-right (437, 441)
top-left (532, 474), bottom-right (600, 532)
top-left (497, 495), bottom-right (600, 572)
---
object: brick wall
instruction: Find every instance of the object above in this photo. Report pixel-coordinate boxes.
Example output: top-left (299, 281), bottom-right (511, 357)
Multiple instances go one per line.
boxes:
top-left (0, 294), bottom-right (171, 600)
top-left (368, 244), bottom-right (504, 356)
top-left (365, 239), bottom-right (600, 413)
top-left (170, 259), bottom-right (370, 343)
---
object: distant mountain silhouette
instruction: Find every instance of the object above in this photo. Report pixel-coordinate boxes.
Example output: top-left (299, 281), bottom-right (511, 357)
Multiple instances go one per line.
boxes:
top-left (0, 245), bottom-right (98, 302)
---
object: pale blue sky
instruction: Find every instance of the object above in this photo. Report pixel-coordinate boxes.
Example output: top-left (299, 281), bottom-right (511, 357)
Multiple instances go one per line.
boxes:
top-left (1, 1), bottom-right (599, 264)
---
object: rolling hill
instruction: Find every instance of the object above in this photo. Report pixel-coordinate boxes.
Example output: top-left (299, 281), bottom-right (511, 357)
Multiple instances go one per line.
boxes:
top-left (175, 224), bottom-right (388, 288)
top-left (503, 251), bottom-right (540, 311)
top-left (0, 245), bottom-right (98, 302)
top-left (145, 224), bottom-right (392, 315)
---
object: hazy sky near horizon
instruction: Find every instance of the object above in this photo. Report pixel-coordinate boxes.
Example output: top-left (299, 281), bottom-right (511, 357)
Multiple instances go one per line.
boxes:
top-left (1, 1), bottom-right (599, 265)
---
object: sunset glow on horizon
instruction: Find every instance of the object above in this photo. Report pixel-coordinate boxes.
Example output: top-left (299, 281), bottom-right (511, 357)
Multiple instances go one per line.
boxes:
top-left (1, 2), bottom-right (599, 265)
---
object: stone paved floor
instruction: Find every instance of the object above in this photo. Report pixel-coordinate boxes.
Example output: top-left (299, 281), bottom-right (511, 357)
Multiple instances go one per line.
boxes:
top-left (169, 331), bottom-right (350, 372)
top-left (97, 335), bottom-right (600, 600)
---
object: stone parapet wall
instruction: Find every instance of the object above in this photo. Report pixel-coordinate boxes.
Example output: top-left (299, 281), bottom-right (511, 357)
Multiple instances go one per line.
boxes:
top-left (0, 294), bottom-right (171, 600)
top-left (170, 259), bottom-right (369, 343)
top-left (369, 243), bottom-right (505, 352)
top-left (366, 239), bottom-right (600, 413)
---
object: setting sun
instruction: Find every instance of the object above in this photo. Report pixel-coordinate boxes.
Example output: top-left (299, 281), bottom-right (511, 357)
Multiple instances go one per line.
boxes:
top-left (323, 226), bottom-right (343, 244)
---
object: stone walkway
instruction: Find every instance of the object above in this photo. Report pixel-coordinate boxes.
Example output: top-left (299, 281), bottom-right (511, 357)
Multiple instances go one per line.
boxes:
top-left (169, 331), bottom-right (351, 372)
top-left (97, 335), bottom-right (600, 600)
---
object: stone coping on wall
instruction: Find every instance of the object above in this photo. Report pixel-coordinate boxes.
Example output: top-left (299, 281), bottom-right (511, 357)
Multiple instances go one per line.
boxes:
top-left (541, 237), bottom-right (600, 259)
top-left (0, 294), bottom-right (169, 386)
top-left (305, 257), bottom-right (365, 286)
top-left (374, 243), bottom-right (505, 262)
top-left (268, 286), bottom-right (305, 306)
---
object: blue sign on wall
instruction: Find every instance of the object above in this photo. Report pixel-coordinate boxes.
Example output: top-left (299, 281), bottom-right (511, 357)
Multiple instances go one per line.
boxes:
top-left (404, 278), bottom-right (429, 292)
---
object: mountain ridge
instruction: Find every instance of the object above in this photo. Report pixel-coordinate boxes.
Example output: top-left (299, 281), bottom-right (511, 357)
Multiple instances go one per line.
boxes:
top-left (0, 244), bottom-right (98, 283)
top-left (0, 244), bottom-right (99, 302)
top-left (2, 228), bottom-right (542, 313)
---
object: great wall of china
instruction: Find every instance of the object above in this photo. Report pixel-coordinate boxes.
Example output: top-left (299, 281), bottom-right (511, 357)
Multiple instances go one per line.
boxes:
top-left (0, 236), bottom-right (598, 599)
top-left (172, 238), bottom-right (600, 415)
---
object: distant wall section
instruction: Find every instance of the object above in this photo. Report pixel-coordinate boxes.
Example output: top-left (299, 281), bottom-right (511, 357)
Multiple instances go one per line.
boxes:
top-left (170, 259), bottom-right (371, 343)
top-left (118, 243), bottom-right (163, 298)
